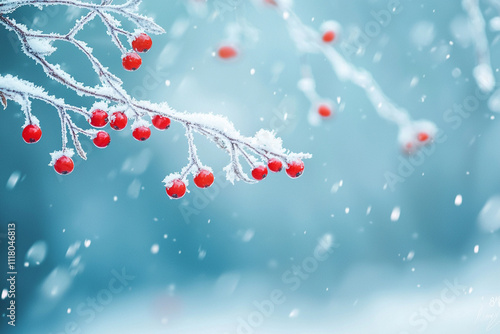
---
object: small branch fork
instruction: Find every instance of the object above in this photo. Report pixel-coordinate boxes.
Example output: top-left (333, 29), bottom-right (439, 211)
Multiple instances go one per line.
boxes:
top-left (0, 0), bottom-right (310, 186)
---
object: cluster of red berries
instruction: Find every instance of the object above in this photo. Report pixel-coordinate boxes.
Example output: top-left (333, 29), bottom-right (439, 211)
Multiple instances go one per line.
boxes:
top-left (404, 131), bottom-right (432, 154)
top-left (21, 107), bottom-right (171, 175)
top-left (122, 33), bottom-right (153, 71)
top-left (88, 108), bottom-right (170, 143)
top-left (251, 159), bottom-right (305, 181)
top-left (165, 159), bottom-right (305, 199)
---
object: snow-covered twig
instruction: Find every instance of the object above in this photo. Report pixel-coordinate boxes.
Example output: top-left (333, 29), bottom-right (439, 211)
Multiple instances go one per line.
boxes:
top-left (463, 0), bottom-right (495, 93)
top-left (268, 1), bottom-right (437, 153)
top-left (0, 0), bottom-right (310, 198)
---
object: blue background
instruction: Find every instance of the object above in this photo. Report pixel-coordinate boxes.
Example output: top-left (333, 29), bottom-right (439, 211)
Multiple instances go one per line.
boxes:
top-left (1, 0), bottom-right (500, 333)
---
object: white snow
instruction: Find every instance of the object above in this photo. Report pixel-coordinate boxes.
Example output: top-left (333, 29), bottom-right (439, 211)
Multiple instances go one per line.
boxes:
top-left (478, 196), bottom-right (500, 233)
top-left (49, 149), bottom-right (74, 166)
top-left (26, 36), bottom-right (56, 55)
top-left (5, 171), bottom-right (21, 190)
top-left (391, 207), bottom-right (401, 222)
top-left (25, 240), bottom-right (48, 266)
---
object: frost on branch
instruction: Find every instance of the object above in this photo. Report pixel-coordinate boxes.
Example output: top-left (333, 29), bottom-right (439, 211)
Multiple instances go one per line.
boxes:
top-left (0, 0), bottom-right (310, 199)
top-left (462, 0), bottom-right (495, 93)
top-left (265, 0), bottom-right (438, 154)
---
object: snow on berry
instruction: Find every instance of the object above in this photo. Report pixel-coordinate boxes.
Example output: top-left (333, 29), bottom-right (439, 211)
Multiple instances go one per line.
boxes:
top-left (286, 160), bottom-right (304, 178)
top-left (93, 131), bottom-right (111, 148)
top-left (320, 21), bottom-right (341, 43)
top-left (252, 165), bottom-right (268, 181)
top-left (132, 33), bottom-right (152, 52)
top-left (133, 126), bottom-right (151, 141)
top-left (268, 158), bottom-right (283, 173)
top-left (89, 109), bottom-right (109, 128)
top-left (49, 150), bottom-right (75, 175)
top-left (322, 30), bottom-right (336, 43)
top-left (194, 169), bottom-right (215, 188)
top-left (131, 119), bottom-right (151, 141)
top-left (122, 52), bottom-right (142, 71)
top-left (22, 124), bottom-right (42, 143)
top-left (163, 174), bottom-right (188, 199)
top-left (110, 111), bottom-right (128, 130)
top-left (166, 179), bottom-right (187, 199)
top-left (398, 120), bottom-right (437, 153)
top-left (152, 115), bottom-right (171, 130)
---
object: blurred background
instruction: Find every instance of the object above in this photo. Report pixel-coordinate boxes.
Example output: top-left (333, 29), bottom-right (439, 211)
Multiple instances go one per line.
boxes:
top-left (1, 0), bottom-right (500, 333)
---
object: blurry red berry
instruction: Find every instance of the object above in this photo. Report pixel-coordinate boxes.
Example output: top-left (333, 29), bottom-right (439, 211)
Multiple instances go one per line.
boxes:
top-left (194, 169), bottom-right (214, 188)
top-left (417, 132), bottom-right (429, 142)
top-left (22, 124), bottom-right (42, 143)
top-left (89, 109), bottom-right (108, 128)
top-left (322, 30), bottom-right (336, 43)
top-left (166, 179), bottom-right (186, 199)
top-left (252, 165), bottom-right (268, 181)
top-left (122, 52), bottom-right (142, 71)
top-left (268, 158), bottom-right (283, 172)
top-left (132, 33), bottom-right (152, 52)
top-left (54, 156), bottom-right (74, 175)
top-left (286, 160), bottom-right (304, 178)
top-left (152, 115), bottom-right (171, 130)
top-left (132, 126), bottom-right (151, 141)
top-left (110, 112), bottom-right (127, 130)
top-left (93, 131), bottom-right (111, 148)
top-left (218, 46), bottom-right (238, 59)
top-left (318, 104), bottom-right (332, 117)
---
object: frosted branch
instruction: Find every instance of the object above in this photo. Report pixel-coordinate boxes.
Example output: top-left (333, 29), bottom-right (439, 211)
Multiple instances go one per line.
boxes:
top-left (271, 2), bottom-right (437, 152)
top-left (463, 0), bottom-right (495, 93)
top-left (0, 0), bottom-right (310, 198)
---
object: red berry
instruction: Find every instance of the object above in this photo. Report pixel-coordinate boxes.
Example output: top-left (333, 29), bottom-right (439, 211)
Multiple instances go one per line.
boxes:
top-left (22, 124), bottom-right (42, 143)
top-left (93, 131), bottom-right (111, 148)
top-left (264, 0), bottom-right (277, 5)
top-left (166, 179), bottom-right (186, 199)
top-left (194, 169), bottom-right (214, 188)
top-left (218, 46), bottom-right (238, 59)
top-left (252, 165), bottom-right (268, 181)
top-left (152, 115), bottom-right (171, 130)
top-left (132, 126), bottom-right (151, 141)
top-left (89, 109), bottom-right (108, 128)
top-left (417, 132), bottom-right (429, 142)
top-left (322, 30), bottom-right (336, 43)
top-left (268, 158), bottom-right (283, 172)
top-left (54, 156), bottom-right (74, 175)
top-left (318, 104), bottom-right (332, 117)
top-left (286, 160), bottom-right (304, 178)
top-left (110, 112), bottom-right (127, 130)
top-left (122, 52), bottom-right (142, 71)
top-left (132, 33), bottom-right (152, 53)
top-left (404, 142), bottom-right (414, 154)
